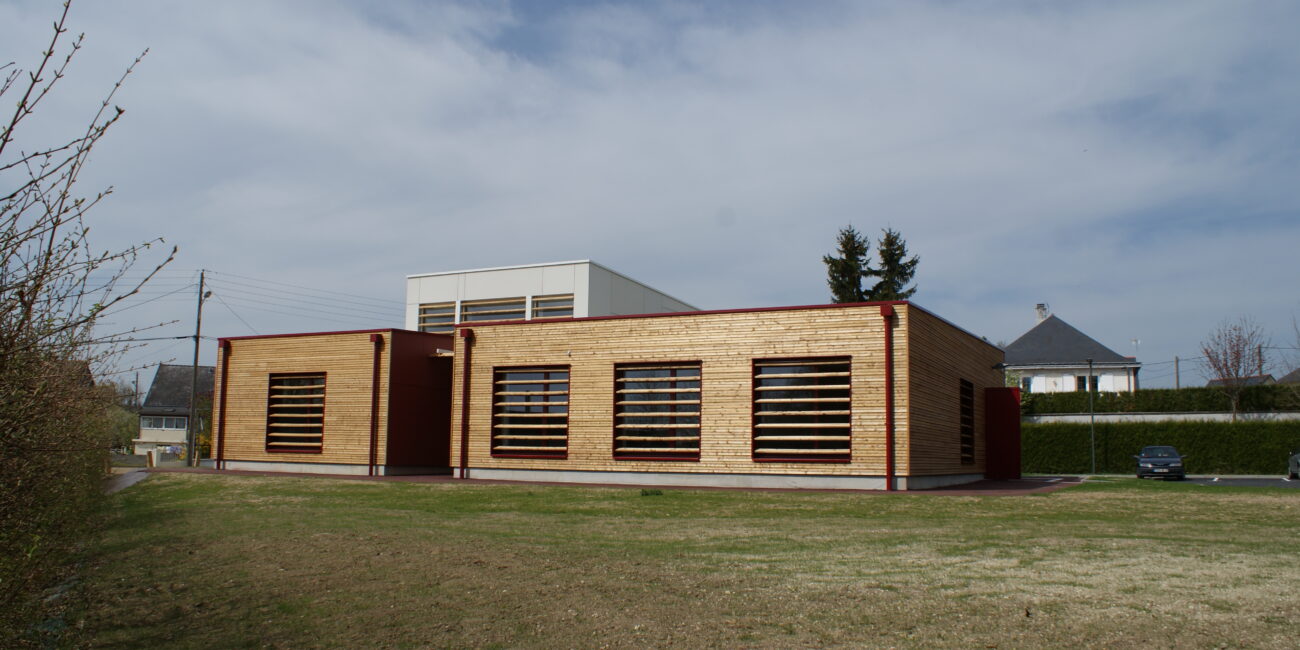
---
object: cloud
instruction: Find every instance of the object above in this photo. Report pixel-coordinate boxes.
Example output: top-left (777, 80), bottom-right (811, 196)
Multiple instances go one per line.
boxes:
top-left (4, 0), bottom-right (1297, 382)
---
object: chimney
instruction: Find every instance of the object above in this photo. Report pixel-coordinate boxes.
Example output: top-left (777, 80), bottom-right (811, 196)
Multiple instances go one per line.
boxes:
top-left (1035, 303), bottom-right (1049, 323)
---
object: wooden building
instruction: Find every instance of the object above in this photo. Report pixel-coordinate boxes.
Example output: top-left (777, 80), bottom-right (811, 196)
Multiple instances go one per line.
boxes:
top-left (213, 329), bottom-right (453, 475)
top-left (451, 302), bottom-right (1017, 490)
top-left (212, 302), bottom-right (1019, 489)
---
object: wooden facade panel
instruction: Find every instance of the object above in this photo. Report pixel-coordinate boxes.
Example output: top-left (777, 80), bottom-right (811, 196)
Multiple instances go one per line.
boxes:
top-left (215, 332), bottom-right (390, 466)
top-left (904, 308), bottom-right (1003, 476)
top-left (452, 305), bottom-right (907, 477)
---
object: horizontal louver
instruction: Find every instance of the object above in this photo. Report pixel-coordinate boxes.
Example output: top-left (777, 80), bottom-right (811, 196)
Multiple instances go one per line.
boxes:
top-left (532, 294), bottom-right (574, 319)
top-left (614, 362), bottom-right (701, 460)
top-left (493, 367), bottom-right (569, 458)
top-left (418, 301), bottom-right (455, 333)
top-left (960, 379), bottom-right (975, 465)
top-left (266, 373), bottom-right (325, 453)
top-left (753, 358), bottom-right (851, 461)
top-left (462, 297), bottom-right (526, 323)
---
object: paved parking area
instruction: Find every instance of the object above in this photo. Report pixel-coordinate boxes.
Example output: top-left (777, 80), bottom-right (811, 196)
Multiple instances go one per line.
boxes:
top-left (1184, 476), bottom-right (1300, 489)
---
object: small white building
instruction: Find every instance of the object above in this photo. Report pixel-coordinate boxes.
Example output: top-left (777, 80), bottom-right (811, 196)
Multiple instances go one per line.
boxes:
top-left (1003, 306), bottom-right (1140, 393)
top-left (405, 260), bottom-right (697, 333)
top-left (134, 364), bottom-right (215, 456)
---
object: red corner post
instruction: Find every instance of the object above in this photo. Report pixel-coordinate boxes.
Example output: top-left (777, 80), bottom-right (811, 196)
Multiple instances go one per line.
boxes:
top-left (880, 304), bottom-right (896, 491)
top-left (368, 333), bottom-right (384, 477)
top-left (457, 328), bottom-right (475, 479)
top-left (215, 339), bottom-right (232, 470)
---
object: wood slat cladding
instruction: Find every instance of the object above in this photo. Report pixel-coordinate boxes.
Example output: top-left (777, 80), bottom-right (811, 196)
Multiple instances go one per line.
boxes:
top-left (614, 362), bottom-right (701, 460)
top-left (752, 357), bottom-right (851, 461)
top-left (904, 308), bottom-right (1004, 476)
top-left (215, 332), bottom-right (390, 466)
top-left (453, 305), bottom-right (913, 477)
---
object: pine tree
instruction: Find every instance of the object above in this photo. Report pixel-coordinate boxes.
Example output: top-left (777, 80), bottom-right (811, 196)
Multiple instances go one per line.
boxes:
top-left (867, 228), bottom-right (919, 300)
top-left (823, 226), bottom-right (873, 303)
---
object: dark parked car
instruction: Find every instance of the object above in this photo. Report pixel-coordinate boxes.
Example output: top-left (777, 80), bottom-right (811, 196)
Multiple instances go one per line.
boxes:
top-left (1134, 446), bottom-right (1187, 480)
top-left (1288, 450), bottom-right (1300, 480)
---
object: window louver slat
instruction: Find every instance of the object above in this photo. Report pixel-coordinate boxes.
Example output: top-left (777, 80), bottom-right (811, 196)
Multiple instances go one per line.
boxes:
top-left (266, 373), bottom-right (325, 453)
top-left (753, 358), bottom-right (851, 461)
top-left (614, 362), bottom-right (701, 460)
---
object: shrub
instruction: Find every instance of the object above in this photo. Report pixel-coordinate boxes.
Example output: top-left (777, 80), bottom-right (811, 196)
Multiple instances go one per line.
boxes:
top-left (1022, 421), bottom-right (1300, 474)
top-left (1021, 385), bottom-right (1300, 415)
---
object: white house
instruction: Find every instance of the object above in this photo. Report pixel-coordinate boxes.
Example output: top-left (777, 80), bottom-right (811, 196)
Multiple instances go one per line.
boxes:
top-left (1003, 306), bottom-right (1140, 393)
top-left (405, 260), bottom-right (698, 333)
top-left (134, 364), bottom-right (215, 456)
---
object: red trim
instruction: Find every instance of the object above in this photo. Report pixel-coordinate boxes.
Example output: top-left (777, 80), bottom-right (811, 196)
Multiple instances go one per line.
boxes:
top-left (215, 339), bottom-right (231, 469)
top-left (448, 300), bottom-right (1000, 355)
top-left (457, 329), bottom-right (474, 479)
top-left (368, 333), bottom-right (384, 476)
top-left (262, 448), bottom-right (323, 454)
top-left (491, 453), bottom-right (571, 460)
top-left (753, 457), bottom-right (853, 464)
top-left (614, 456), bottom-right (701, 462)
top-left (455, 300), bottom-right (909, 330)
top-left (218, 328), bottom-right (446, 344)
top-left (881, 304), bottom-right (896, 492)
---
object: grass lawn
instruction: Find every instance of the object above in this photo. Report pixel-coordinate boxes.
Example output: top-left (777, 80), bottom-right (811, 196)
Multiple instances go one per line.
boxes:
top-left (71, 473), bottom-right (1299, 648)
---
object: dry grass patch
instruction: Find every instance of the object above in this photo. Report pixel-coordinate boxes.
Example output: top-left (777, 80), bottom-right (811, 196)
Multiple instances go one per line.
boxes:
top-left (66, 473), bottom-right (1300, 648)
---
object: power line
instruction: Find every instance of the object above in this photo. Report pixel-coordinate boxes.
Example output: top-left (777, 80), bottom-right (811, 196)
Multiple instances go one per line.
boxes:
top-left (214, 297), bottom-right (387, 328)
top-left (99, 283), bottom-right (197, 316)
top-left (204, 278), bottom-right (401, 320)
top-left (210, 290), bottom-right (260, 335)
top-left (206, 270), bottom-right (401, 311)
top-left (214, 292), bottom-right (398, 324)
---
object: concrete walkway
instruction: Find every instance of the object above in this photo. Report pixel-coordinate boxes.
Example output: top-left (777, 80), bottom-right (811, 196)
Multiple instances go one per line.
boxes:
top-left (103, 469), bottom-right (149, 494)
top-left (146, 467), bottom-right (1085, 496)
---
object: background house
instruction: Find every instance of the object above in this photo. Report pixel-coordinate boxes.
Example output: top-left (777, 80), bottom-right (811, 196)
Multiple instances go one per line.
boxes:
top-left (134, 364), bottom-right (215, 456)
top-left (1003, 305), bottom-right (1140, 393)
top-left (405, 260), bottom-right (698, 333)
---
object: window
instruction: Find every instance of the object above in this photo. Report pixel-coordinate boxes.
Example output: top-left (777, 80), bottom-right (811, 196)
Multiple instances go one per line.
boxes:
top-left (140, 416), bottom-right (187, 429)
top-left (532, 294), bottom-right (574, 319)
top-left (266, 373), bottom-right (325, 453)
top-left (752, 357), bottom-right (851, 461)
top-left (614, 362), bottom-right (701, 460)
top-left (418, 301), bottom-right (455, 333)
top-left (959, 379), bottom-right (975, 465)
top-left (461, 297), bottom-right (526, 323)
top-left (1075, 375), bottom-right (1098, 391)
top-left (492, 367), bottom-right (569, 458)
top-left (1020, 377), bottom-right (1032, 393)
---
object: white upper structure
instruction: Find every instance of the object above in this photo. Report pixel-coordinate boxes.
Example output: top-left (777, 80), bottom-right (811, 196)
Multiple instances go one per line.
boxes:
top-left (1003, 305), bottom-right (1141, 394)
top-left (405, 260), bottom-right (697, 333)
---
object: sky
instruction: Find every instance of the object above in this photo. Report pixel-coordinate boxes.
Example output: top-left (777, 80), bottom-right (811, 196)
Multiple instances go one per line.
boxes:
top-left (4, 0), bottom-right (1299, 391)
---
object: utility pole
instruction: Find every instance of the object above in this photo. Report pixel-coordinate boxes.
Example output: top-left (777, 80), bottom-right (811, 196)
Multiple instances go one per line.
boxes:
top-left (1087, 358), bottom-right (1096, 475)
top-left (186, 270), bottom-right (210, 467)
top-left (1174, 356), bottom-right (1180, 389)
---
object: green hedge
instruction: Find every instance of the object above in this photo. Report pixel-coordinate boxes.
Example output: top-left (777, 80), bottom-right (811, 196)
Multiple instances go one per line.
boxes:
top-left (1022, 421), bottom-right (1300, 475)
top-left (1020, 385), bottom-right (1300, 415)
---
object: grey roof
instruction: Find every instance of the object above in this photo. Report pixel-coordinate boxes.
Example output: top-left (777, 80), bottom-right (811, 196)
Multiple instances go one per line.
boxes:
top-left (1206, 374), bottom-right (1275, 388)
top-left (141, 364), bottom-right (215, 415)
top-left (1279, 368), bottom-right (1300, 384)
top-left (1003, 315), bottom-right (1135, 367)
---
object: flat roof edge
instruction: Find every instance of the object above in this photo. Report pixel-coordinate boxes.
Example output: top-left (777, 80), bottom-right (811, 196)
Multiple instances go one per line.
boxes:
top-left (405, 260), bottom-right (593, 279)
top-left (218, 328), bottom-right (448, 343)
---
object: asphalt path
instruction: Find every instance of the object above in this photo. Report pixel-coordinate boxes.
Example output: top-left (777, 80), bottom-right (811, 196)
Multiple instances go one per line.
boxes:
top-left (1182, 476), bottom-right (1300, 489)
